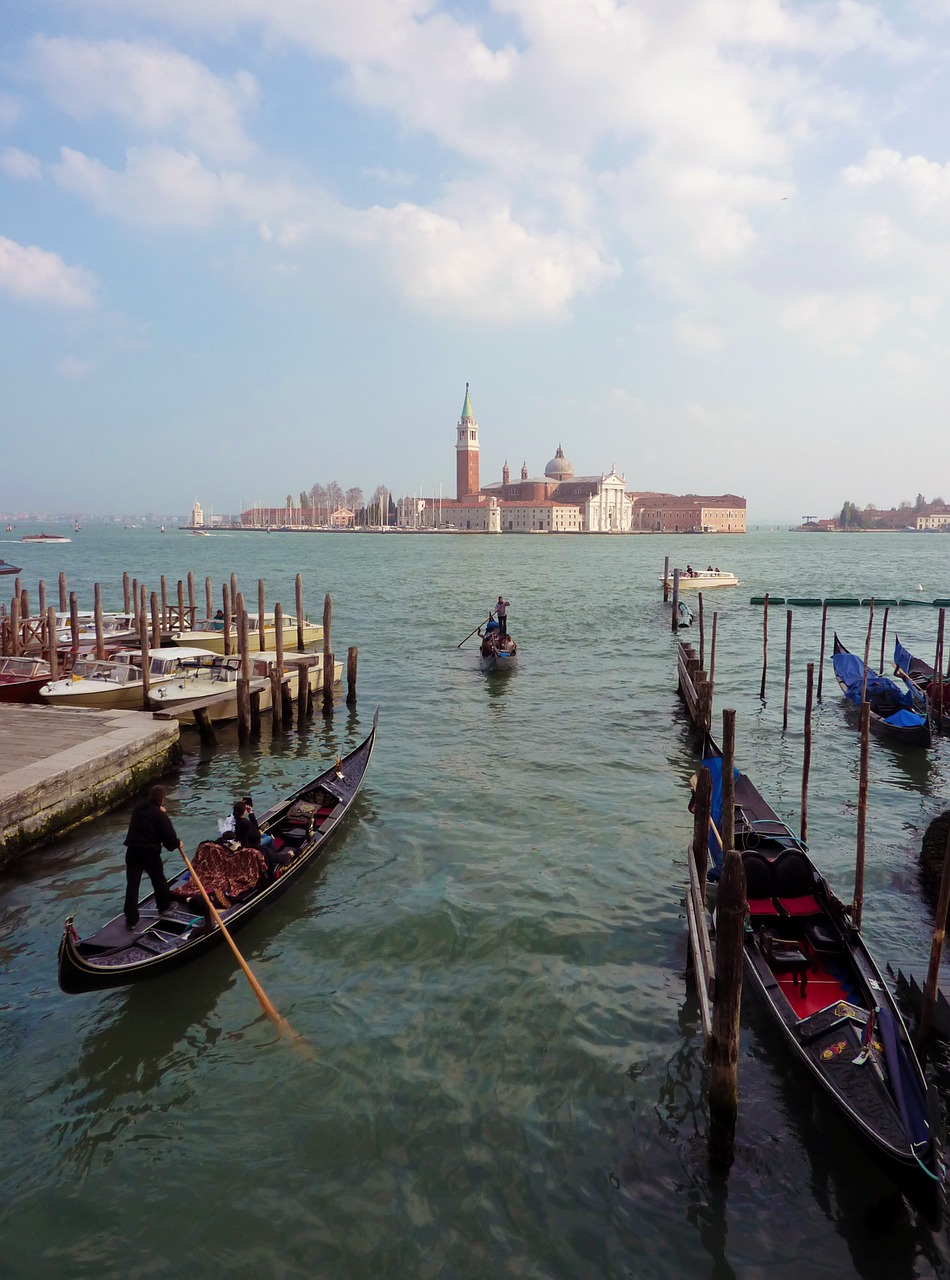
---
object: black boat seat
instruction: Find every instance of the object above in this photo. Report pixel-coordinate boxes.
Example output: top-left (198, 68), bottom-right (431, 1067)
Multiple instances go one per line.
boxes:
top-left (741, 852), bottom-right (780, 917)
top-left (773, 849), bottom-right (821, 917)
top-left (757, 927), bottom-right (809, 996)
top-left (805, 921), bottom-right (840, 956)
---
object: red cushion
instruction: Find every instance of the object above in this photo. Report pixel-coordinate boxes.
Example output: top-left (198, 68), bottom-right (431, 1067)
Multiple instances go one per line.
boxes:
top-left (747, 897), bottom-right (780, 917)
top-left (778, 894), bottom-right (820, 916)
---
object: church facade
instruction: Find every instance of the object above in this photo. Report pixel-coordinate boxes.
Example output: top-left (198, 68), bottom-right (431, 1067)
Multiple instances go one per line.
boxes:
top-left (398, 386), bottom-right (633, 533)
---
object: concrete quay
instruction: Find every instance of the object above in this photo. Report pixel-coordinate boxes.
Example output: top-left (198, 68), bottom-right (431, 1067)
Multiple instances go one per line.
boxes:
top-left (0, 704), bottom-right (181, 865)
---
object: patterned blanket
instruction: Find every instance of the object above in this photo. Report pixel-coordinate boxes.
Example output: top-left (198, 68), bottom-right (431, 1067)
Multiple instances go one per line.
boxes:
top-left (172, 840), bottom-right (268, 907)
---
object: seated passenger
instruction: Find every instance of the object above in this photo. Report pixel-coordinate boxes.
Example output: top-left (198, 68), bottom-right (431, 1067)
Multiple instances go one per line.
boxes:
top-left (232, 799), bottom-right (291, 873)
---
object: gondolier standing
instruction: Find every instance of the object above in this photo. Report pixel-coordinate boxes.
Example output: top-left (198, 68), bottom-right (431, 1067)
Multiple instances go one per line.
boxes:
top-left (123, 784), bottom-right (180, 928)
top-left (495, 595), bottom-right (510, 638)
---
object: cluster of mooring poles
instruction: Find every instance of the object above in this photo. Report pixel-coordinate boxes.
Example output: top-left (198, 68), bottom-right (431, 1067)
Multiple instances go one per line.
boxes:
top-left (0, 569), bottom-right (358, 746)
top-left (677, 597), bottom-right (950, 1172)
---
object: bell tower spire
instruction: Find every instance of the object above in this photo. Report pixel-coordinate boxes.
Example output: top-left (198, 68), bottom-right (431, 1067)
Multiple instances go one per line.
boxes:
top-left (455, 382), bottom-right (480, 500)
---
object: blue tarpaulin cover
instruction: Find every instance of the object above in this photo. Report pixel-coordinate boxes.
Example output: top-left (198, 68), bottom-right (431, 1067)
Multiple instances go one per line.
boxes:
top-left (894, 637), bottom-right (915, 678)
top-left (832, 649), bottom-right (926, 726)
top-left (702, 752), bottom-right (739, 880)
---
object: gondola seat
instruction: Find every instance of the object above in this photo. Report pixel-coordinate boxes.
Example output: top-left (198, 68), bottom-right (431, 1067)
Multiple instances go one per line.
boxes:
top-left (741, 852), bottom-right (780, 917)
top-left (773, 849), bottom-right (821, 917)
top-left (757, 926), bottom-right (809, 996)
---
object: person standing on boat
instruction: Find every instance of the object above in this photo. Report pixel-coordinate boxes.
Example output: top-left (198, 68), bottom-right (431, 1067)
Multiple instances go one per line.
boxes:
top-left (495, 595), bottom-right (510, 638)
top-left (123, 784), bottom-right (180, 928)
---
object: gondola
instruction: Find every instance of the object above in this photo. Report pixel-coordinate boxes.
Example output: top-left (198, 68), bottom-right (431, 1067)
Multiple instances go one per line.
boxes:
top-left (479, 631), bottom-right (517, 673)
top-left (58, 712), bottom-right (378, 993)
top-left (696, 734), bottom-right (943, 1224)
top-left (831, 634), bottom-right (931, 747)
top-left (894, 635), bottom-right (949, 732)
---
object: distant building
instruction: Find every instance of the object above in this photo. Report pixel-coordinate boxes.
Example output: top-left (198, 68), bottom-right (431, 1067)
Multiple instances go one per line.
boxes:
top-left (629, 492), bottom-right (747, 534)
top-left (191, 500), bottom-right (204, 528)
top-left (917, 511), bottom-right (950, 530)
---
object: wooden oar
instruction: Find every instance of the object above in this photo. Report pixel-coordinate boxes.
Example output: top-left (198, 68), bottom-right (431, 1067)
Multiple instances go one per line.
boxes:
top-left (179, 846), bottom-right (311, 1054)
top-left (457, 613), bottom-right (494, 648)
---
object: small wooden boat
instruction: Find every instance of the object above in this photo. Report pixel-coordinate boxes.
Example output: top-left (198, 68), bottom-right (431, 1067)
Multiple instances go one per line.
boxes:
top-left (479, 631), bottom-right (517, 673)
top-left (695, 735), bottom-right (943, 1223)
top-left (0, 655), bottom-right (52, 703)
top-left (893, 635), bottom-right (949, 732)
top-left (831, 635), bottom-right (931, 747)
top-left (0, 559), bottom-right (20, 575)
top-left (661, 568), bottom-right (739, 590)
top-left (58, 713), bottom-right (378, 992)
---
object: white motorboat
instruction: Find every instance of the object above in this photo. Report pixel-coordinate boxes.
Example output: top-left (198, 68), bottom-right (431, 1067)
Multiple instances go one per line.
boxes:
top-left (170, 613), bottom-right (323, 654)
top-left (149, 651), bottom-right (342, 722)
top-left (51, 611), bottom-right (138, 648)
top-left (21, 532), bottom-right (71, 544)
top-left (660, 568), bottom-right (739, 590)
top-left (40, 647), bottom-right (216, 709)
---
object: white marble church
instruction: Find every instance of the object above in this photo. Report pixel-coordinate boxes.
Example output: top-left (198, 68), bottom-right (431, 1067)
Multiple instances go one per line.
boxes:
top-left (398, 386), bottom-right (633, 533)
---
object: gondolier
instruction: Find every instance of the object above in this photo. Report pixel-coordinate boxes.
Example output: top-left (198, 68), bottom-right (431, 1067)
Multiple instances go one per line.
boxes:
top-left (123, 784), bottom-right (180, 929)
top-left (495, 595), bottom-right (510, 637)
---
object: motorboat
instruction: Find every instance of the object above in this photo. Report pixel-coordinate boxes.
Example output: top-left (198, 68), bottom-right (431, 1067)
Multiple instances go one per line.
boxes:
top-left (0, 559), bottom-right (21, 575)
top-left (149, 651), bottom-right (342, 723)
top-left (0, 655), bottom-right (52, 703)
top-left (661, 568), bottom-right (739, 590)
top-left (169, 613), bottom-right (323, 654)
top-left (40, 646), bottom-right (216, 709)
top-left (20, 532), bottom-right (72, 544)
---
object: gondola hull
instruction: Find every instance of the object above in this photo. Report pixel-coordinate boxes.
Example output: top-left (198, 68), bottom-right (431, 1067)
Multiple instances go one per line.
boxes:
top-left (698, 734), bottom-right (943, 1223)
top-left (832, 634), bottom-right (931, 747)
top-left (58, 715), bottom-right (378, 993)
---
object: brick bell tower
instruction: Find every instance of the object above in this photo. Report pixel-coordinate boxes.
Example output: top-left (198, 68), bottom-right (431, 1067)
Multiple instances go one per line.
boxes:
top-left (455, 383), bottom-right (480, 499)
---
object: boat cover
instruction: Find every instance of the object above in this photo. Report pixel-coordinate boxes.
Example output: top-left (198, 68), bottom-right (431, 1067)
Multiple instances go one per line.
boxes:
top-left (894, 638), bottom-right (917, 680)
top-left (701, 752), bottom-right (739, 879)
top-left (832, 650), bottom-right (927, 726)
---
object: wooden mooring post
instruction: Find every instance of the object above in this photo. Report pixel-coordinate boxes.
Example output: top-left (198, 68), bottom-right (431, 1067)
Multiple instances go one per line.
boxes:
top-left (671, 569), bottom-right (680, 634)
top-left (236, 595), bottom-right (251, 743)
top-left (861, 600), bottom-right (874, 705)
top-left (222, 584), bottom-right (232, 657)
top-left (662, 556), bottom-right (670, 604)
top-left (150, 592), bottom-right (161, 651)
top-left (295, 574), bottom-right (305, 652)
top-left (47, 606), bottom-right (58, 679)
top-left (801, 663), bottom-right (814, 845)
top-left (322, 594), bottom-right (333, 716)
top-left (58, 572), bottom-right (67, 613)
top-left (258, 579), bottom-right (266, 652)
top-left (271, 602), bottom-right (284, 730)
top-left (853, 702), bottom-right (871, 931)
top-left (139, 586), bottom-right (151, 709)
top-left (782, 609), bottom-right (792, 731)
top-left (698, 592), bottom-right (705, 670)
top-left (347, 646), bottom-right (358, 705)
top-left (817, 602), bottom-right (828, 702)
top-left (70, 592), bottom-right (80, 656)
top-left (879, 605), bottom-right (889, 677)
top-left (94, 583), bottom-right (105, 660)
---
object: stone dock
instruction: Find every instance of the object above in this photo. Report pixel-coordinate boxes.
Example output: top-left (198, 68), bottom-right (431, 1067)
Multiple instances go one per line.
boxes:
top-left (0, 705), bottom-right (180, 865)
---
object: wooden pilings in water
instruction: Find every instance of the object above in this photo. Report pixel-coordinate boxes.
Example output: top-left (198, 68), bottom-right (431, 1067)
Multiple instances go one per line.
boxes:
top-left (676, 639), bottom-right (713, 733)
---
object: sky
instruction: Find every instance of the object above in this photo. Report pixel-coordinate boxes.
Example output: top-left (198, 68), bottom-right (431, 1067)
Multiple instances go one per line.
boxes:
top-left (3, 0), bottom-right (950, 522)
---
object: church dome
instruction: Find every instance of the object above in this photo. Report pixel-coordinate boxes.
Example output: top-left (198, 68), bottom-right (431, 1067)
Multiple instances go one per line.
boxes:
top-left (544, 445), bottom-right (574, 481)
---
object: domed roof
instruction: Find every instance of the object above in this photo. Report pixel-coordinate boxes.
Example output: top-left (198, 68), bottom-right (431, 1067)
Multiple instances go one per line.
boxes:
top-left (544, 444), bottom-right (574, 480)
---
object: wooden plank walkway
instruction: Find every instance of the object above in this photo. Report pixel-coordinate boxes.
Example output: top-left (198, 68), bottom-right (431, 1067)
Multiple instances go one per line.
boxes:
top-left (0, 704), bottom-right (180, 865)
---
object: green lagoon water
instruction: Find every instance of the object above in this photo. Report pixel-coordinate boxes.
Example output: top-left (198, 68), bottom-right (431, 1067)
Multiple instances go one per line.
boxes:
top-left (3, 526), bottom-right (950, 1278)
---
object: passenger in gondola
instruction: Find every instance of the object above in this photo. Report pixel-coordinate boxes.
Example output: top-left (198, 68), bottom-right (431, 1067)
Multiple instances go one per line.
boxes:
top-left (123, 784), bottom-right (180, 929)
top-left (480, 630), bottom-right (496, 658)
top-left (232, 799), bottom-right (291, 875)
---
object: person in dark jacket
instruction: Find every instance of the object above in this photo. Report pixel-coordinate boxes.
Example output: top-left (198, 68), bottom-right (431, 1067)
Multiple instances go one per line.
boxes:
top-left (232, 797), bottom-right (291, 873)
top-left (123, 783), bottom-right (181, 928)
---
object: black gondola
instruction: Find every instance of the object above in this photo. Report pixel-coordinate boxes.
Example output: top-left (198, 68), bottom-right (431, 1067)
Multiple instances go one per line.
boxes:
top-left (58, 712), bottom-right (378, 993)
top-left (894, 634), bottom-right (949, 733)
top-left (831, 633), bottom-right (931, 747)
top-left (697, 734), bottom-right (943, 1224)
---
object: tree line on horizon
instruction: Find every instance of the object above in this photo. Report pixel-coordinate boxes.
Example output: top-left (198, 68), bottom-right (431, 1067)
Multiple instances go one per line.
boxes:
top-left (289, 482), bottom-right (396, 525)
top-left (837, 493), bottom-right (945, 530)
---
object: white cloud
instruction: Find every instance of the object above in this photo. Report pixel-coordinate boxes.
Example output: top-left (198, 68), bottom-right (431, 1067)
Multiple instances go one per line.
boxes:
top-left (0, 95), bottom-right (20, 129)
top-left (0, 236), bottom-right (97, 308)
top-left (354, 200), bottom-right (617, 321)
top-left (31, 37), bottom-right (257, 162)
top-left (59, 354), bottom-right (93, 378)
top-left (779, 290), bottom-right (893, 352)
top-left (0, 147), bottom-right (41, 180)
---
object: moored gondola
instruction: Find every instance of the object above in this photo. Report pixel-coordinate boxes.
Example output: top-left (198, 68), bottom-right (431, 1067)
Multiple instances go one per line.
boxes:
top-left (894, 635), bottom-right (950, 733)
top-left (831, 633), bottom-right (931, 747)
top-left (696, 735), bottom-right (943, 1224)
top-left (58, 712), bottom-right (378, 993)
